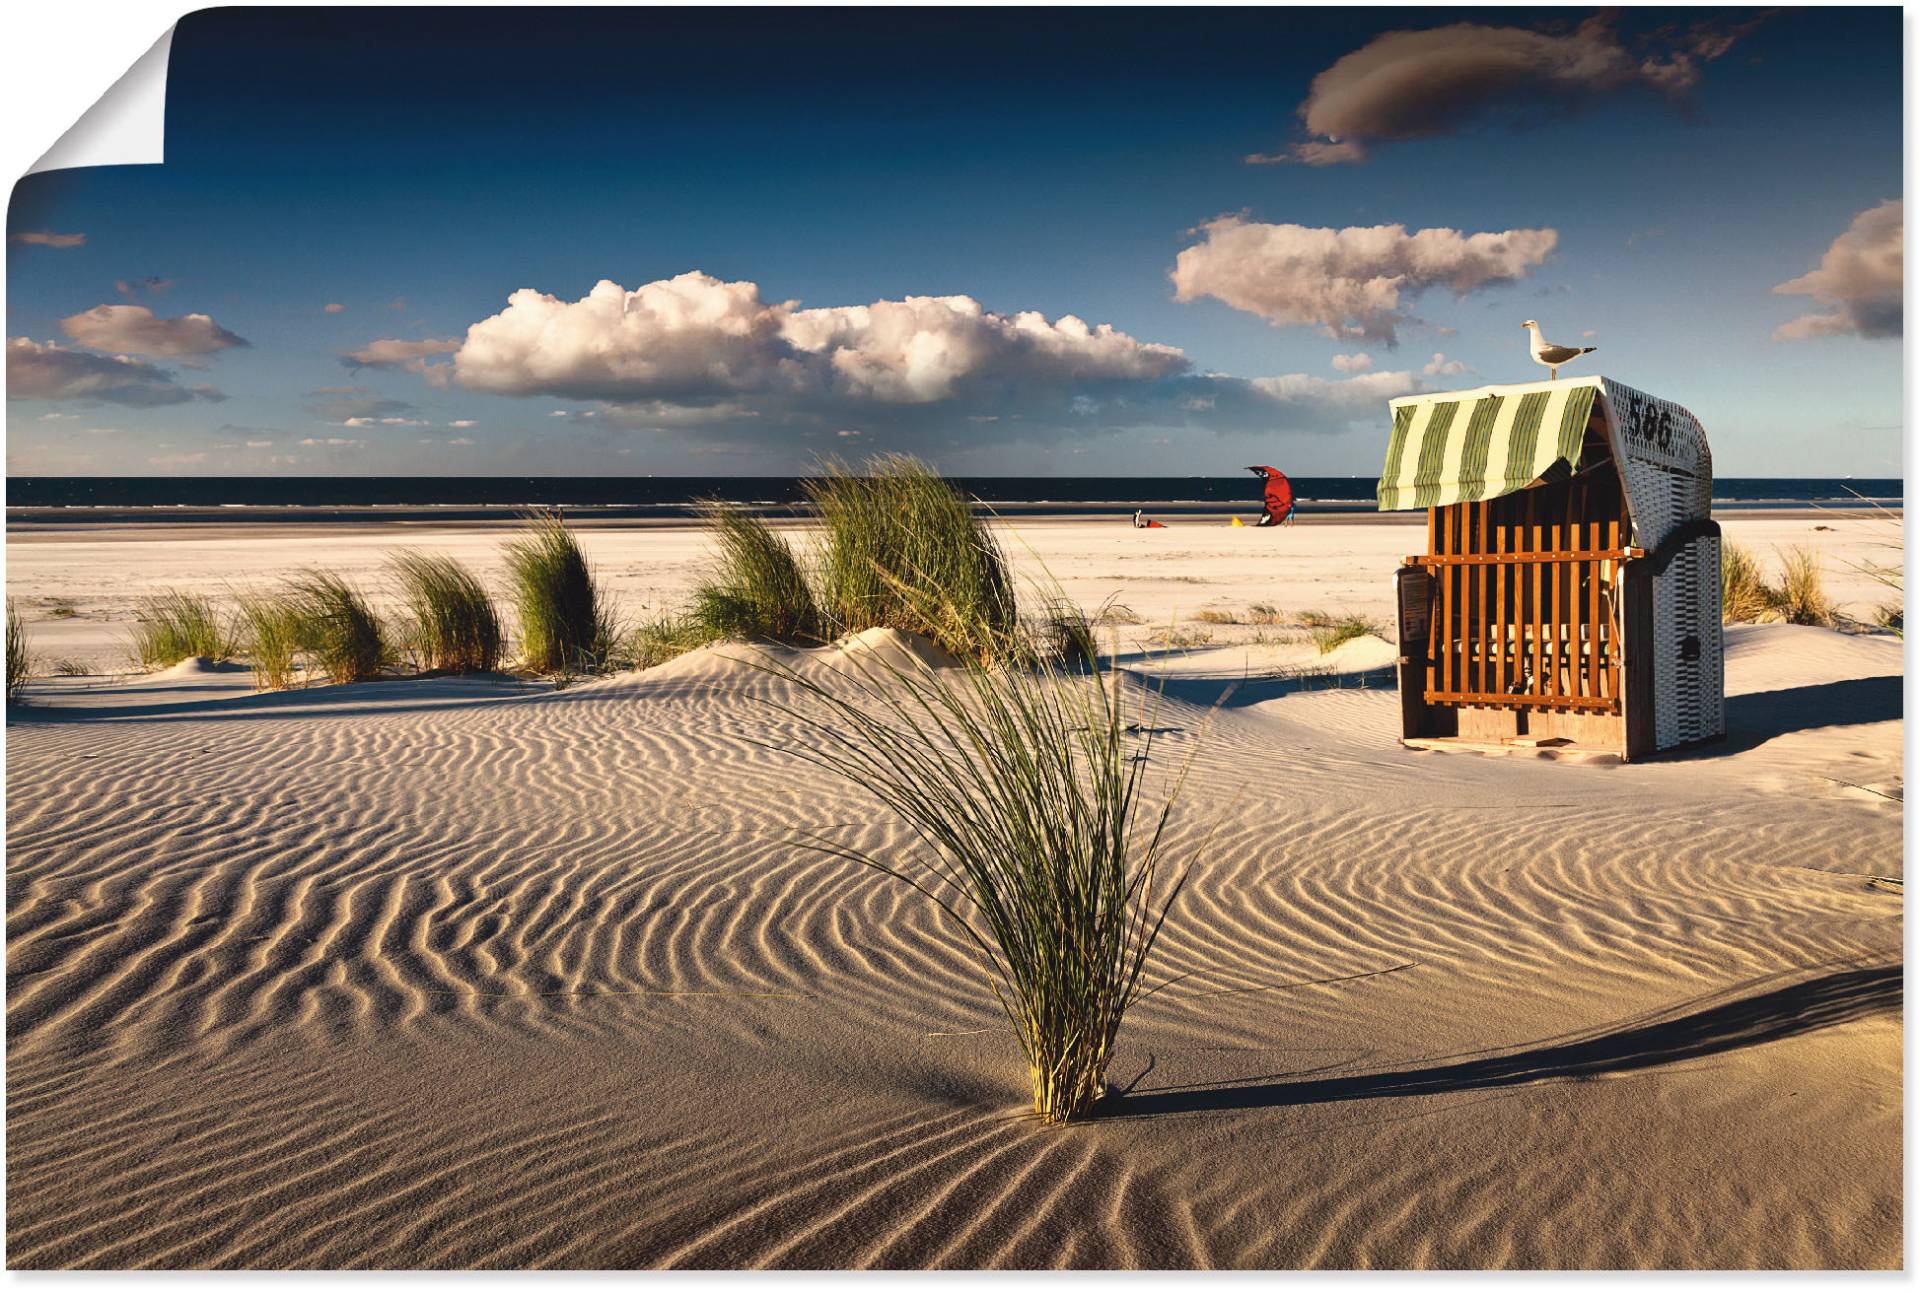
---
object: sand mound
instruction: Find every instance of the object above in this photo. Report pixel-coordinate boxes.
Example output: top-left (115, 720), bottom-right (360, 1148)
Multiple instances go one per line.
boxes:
top-left (5, 618), bottom-right (1900, 1268)
top-left (152, 656), bottom-right (249, 678)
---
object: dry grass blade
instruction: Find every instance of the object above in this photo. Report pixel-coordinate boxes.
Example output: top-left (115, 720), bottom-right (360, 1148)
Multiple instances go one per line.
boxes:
top-left (1771, 545), bottom-right (1835, 627)
top-left (1720, 543), bottom-right (1773, 624)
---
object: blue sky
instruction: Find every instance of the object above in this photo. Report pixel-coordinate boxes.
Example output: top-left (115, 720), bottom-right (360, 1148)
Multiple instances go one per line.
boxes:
top-left (5, 7), bottom-right (1904, 477)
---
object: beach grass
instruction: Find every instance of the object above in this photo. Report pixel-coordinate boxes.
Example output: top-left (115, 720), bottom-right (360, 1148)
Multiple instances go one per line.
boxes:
top-left (1300, 609), bottom-right (1379, 654)
top-left (1191, 609), bottom-right (1237, 625)
top-left (7, 600), bottom-right (31, 702)
top-left (1037, 598), bottom-right (1099, 667)
top-left (126, 591), bottom-right (236, 671)
top-left (505, 512), bottom-right (615, 673)
top-left (689, 503), bottom-right (823, 643)
top-left (237, 592), bottom-right (306, 691)
top-left (391, 551), bottom-right (503, 673)
top-left (1721, 543), bottom-right (1773, 623)
top-left (806, 456), bottom-right (1018, 662)
top-left (627, 613), bottom-right (721, 669)
top-left (756, 626), bottom-right (1194, 1125)
top-left (286, 572), bottom-right (387, 684)
top-left (1771, 545), bottom-right (1835, 627)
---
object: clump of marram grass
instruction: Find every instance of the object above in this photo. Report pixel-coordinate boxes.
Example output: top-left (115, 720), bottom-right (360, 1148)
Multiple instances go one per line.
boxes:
top-left (689, 503), bottom-right (823, 644)
top-left (806, 456), bottom-right (1018, 662)
top-left (1770, 545), bottom-right (1835, 627)
top-left (504, 512), bottom-right (615, 673)
top-left (390, 551), bottom-right (502, 674)
top-left (1036, 598), bottom-right (1099, 668)
top-left (1191, 609), bottom-right (1237, 626)
top-left (1299, 610), bottom-right (1380, 655)
top-left (285, 572), bottom-right (387, 684)
top-left (236, 592), bottom-right (305, 691)
top-left (627, 613), bottom-right (722, 670)
top-left (126, 591), bottom-right (236, 671)
top-left (1246, 602), bottom-right (1284, 626)
top-left (1721, 543), bottom-right (1774, 624)
top-left (752, 620), bottom-right (1198, 1125)
top-left (7, 600), bottom-right (32, 703)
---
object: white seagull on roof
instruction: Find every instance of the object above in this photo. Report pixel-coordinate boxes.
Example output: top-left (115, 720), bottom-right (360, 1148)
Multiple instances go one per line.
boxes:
top-left (1523, 320), bottom-right (1596, 380)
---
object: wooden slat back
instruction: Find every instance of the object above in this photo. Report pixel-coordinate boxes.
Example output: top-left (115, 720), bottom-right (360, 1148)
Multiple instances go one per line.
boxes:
top-left (1417, 456), bottom-right (1626, 715)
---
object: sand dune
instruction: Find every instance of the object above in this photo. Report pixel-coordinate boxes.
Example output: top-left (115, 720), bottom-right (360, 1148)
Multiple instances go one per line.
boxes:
top-left (6, 567), bottom-right (1901, 1268)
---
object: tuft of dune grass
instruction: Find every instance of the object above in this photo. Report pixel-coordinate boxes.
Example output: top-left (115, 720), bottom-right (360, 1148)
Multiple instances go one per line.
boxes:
top-left (689, 503), bottom-right (823, 644)
top-left (805, 455), bottom-right (1018, 663)
top-left (1720, 544), bottom-right (1774, 623)
top-left (750, 610), bottom-right (1198, 1125)
top-left (1246, 602), bottom-right (1285, 626)
top-left (391, 551), bottom-right (503, 674)
top-left (286, 571), bottom-right (387, 684)
top-left (236, 591), bottom-right (305, 691)
top-left (627, 614), bottom-right (721, 670)
top-left (126, 591), bottom-right (236, 671)
top-left (1299, 609), bottom-right (1380, 655)
top-left (1191, 609), bottom-right (1237, 625)
top-left (504, 512), bottom-right (615, 674)
top-left (1770, 545), bottom-right (1835, 627)
top-left (7, 600), bottom-right (31, 703)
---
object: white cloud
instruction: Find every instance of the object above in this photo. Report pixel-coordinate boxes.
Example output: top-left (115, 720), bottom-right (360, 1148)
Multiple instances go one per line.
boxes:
top-left (449, 271), bottom-right (1186, 407)
top-left (342, 416), bottom-right (429, 427)
top-left (1773, 199), bottom-right (1903, 341)
top-left (6, 337), bottom-right (228, 407)
top-left (1252, 14), bottom-right (1763, 165)
top-left (1423, 352), bottom-right (1467, 376)
top-left (304, 386), bottom-right (416, 422)
top-left (1172, 216), bottom-right (1556, 344)
top-left (1245, 369), bottom-right (1421, 415)
top-left (342, 337), bottom-right (461, 382)
top-left (447, 419), bottom-right (476, 428)
top-left (323, 303), bottom-right (347, 314)
top-left (9, 230), bottom-right (84, 248)
top-left (300, 437), bottom-right (363, 447)
top-left (245, 439), bottom-right (275, 448)
top-left (1331, 352), bottom-right (1373, 373)
top-left (59, 305), bottom-right (249, 359)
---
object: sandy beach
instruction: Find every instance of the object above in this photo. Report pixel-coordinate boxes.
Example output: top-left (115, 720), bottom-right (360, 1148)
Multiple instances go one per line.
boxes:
top-left (5, 512), bottom-right (1903, 1268)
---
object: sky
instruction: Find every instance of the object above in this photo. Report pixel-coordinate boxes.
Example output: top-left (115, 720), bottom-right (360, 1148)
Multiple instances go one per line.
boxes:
top-left (4, 6), bottom-right (1905, 478)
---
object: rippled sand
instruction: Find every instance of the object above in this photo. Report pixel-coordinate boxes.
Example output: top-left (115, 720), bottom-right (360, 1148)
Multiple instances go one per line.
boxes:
top-left (5, 518), bottom-right (1903, 1269)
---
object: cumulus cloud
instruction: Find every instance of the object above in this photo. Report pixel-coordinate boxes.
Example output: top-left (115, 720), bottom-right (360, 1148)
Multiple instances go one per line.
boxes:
top-left (1423, 352), bottom-right (1467, 376)
top-left (59, 305), bottom-right (249, 359)
top-left (1172, 216), bottom-right (1556, 344)
top-left (6, 337), bottom-right (228, 407)
top-left (342, 336), bottom-right (461, 375)
top-left (1252, 14), bottom-right (1761, 165)
top-left (1331, 352), bottom-right (1373, 373)
top-left (398, 269), bottom-right (1430, 445)
top-left (1773, 199), bottom-right (1902, 341)
top-left (449, 271), bottom-right (1186, 407)
top-left (9, 230), bottom-right (85, 248)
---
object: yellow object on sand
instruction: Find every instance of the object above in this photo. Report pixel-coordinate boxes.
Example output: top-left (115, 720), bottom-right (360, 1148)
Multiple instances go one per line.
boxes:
top-left (1229, 516), bottom-right (1244, 527)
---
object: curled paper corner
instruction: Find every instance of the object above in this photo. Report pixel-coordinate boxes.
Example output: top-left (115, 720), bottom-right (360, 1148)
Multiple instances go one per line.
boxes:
top-left (27, 26), bottom-right (175, 176)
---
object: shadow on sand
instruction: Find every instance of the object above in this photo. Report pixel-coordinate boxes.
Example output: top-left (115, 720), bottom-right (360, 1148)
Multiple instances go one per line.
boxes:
top-left (1108, 962), bottom-right (1899, 1119)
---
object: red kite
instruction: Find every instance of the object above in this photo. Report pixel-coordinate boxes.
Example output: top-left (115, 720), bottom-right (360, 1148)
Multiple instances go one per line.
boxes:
top-left (1245, 466), bottom-right (1295, 527)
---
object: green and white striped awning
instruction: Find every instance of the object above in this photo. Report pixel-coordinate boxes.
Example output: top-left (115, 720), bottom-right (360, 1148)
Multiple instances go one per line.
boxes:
top-left (1376, 379), bottom-right (1600, 511)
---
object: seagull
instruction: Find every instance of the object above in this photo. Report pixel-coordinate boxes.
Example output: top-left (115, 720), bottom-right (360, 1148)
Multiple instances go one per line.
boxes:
top-left (1523, 319), bottom-right (1596, 380)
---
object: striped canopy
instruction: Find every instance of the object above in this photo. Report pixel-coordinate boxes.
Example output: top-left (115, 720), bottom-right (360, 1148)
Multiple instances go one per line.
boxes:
top-left (1376, 379), bottom-right (1600, 511)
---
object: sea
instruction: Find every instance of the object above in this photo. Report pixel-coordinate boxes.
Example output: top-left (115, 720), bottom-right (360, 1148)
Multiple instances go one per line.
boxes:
top-left (5, 476), bottom-right (1903, 522)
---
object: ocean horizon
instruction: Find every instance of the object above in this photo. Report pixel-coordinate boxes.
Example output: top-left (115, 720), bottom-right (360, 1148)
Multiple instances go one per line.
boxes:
top-left (7, 475), bottom-right (1903, 515)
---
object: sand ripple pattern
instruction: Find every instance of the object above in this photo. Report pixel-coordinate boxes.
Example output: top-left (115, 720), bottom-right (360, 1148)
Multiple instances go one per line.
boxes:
top-left (7, 653), bottom-right (1902, 1268)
